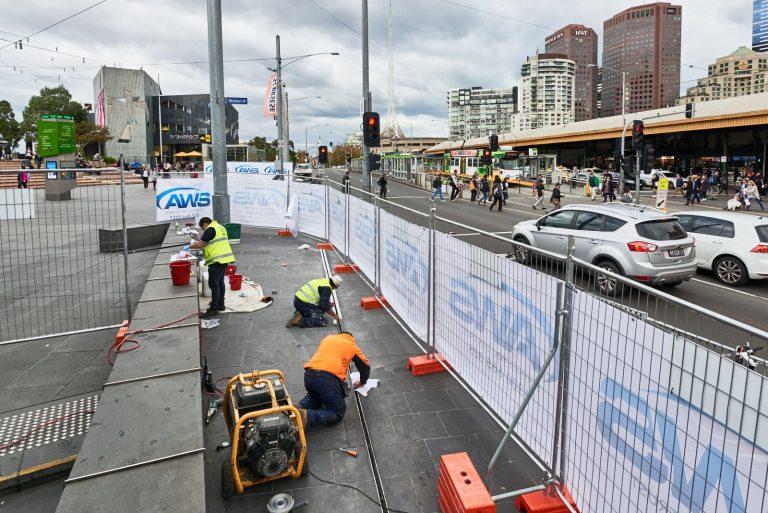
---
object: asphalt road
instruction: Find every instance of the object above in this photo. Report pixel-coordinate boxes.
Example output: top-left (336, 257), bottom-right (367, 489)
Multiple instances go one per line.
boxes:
top-left (326, 169), bottom-right (768, 345)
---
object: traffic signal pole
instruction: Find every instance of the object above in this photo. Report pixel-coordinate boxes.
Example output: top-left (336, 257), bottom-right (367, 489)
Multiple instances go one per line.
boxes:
top-left (361, 0), bottom-right (371, 194)
top-left (206, 0), bottom-right (230, 223)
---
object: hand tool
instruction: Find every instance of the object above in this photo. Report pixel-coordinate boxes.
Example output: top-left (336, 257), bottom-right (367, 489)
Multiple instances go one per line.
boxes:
top-left (337, 447), bottom-right (358, 457)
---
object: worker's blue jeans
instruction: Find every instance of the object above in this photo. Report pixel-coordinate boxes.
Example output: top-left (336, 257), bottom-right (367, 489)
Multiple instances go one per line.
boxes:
top-left (293, 297), bottom-right (327, 327)
top-left (299, 370), bottom-right (346, 427)
top-left (208, 263), bottom-right (227, 310)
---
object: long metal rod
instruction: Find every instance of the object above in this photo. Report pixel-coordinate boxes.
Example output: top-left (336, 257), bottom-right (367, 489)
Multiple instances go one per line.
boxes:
top-left (120, 166), bottom-right (132, 321)
top-left (104, 367), bottom-right (201, 387)
top-left (361, 0), bottom-right (371, 194)
top-left (63, 448), bottom-right (205, 484)
top-left (276, 35), bottom-right (286, 190)
top-left (427, 206), bottom-right (436, 353)
top-left (556, 237), bottom-right (575, 480)
top-left (0, 324), bottom-right (123, 347)
top-left (492, 484), bottom-right (547, 502)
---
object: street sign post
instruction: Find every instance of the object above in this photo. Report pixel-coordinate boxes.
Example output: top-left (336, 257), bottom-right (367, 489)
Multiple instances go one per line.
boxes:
top-left (225, 97), bottom-right (248, 105)
top-left (657, 176), bottom-right (669, 211)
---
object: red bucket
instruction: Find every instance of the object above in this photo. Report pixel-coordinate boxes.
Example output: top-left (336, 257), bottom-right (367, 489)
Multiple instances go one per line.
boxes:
top-left (225, 265), bottom-right (237, 276)
top-left (229, 274), bottom-right (243, 291)
top-left (169, 260), bottom-right (192, 286)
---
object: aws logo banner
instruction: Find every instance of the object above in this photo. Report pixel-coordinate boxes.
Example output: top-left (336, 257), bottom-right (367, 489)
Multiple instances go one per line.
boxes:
top-left (155, 180), bottom-right (213, 221)
top-left (203, 161), bottom-right (294, 174)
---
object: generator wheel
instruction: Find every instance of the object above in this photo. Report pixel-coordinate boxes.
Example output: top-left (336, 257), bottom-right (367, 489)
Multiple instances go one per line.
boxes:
top-left (222, 461), bottom-right (235, 498)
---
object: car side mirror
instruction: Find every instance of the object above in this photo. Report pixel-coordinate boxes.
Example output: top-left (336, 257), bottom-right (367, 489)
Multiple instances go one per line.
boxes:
top-left (535, 220), bottom-right (542, 231)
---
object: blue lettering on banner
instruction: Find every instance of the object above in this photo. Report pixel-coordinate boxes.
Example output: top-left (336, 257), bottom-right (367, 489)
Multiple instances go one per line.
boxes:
top-left (156, 187), bottom-right (211, 210)
top-left (232, 188), bottom-right (284, 208)
top-left (234, 165), bottom-right (260, 173)
top-left (448, 277), bottom-right (557, 383)
top-left (597, 378), bottom-right (747, 512)
top-left (330, 201), bottom-right (345, 229)
top-left (354, 215), bottom-right (375, 247)
top-left (298, 194), bottom-right (323, 215)
top-left (384, 237), bottom-right (428, 292)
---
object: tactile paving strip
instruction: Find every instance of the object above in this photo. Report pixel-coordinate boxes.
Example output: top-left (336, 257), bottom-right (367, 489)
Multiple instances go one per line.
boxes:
top-left (0, 395), bottom-right (99, 456)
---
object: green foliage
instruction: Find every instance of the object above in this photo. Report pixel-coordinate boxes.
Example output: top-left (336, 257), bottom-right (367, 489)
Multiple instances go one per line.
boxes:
top-left (0, 100), bottom-right (21, 149)
top-left (76, 120), bottom-right (111, 155)
top-left (21, 85), bottom-right (88, 141)
top-left (103, 156), bottom-right (117, 164)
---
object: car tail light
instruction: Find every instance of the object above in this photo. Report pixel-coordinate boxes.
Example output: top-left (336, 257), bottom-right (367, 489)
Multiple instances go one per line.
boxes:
top-left (627, 241), bottom-right (659, 252)
top-left (635, 276), bottom-right (652, 281)
top-left (751, 244), bottom-right (768, 254)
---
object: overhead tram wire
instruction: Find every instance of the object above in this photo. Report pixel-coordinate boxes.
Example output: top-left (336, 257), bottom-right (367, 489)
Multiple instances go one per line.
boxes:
top-left (434, 0), bottom-right (554, 31)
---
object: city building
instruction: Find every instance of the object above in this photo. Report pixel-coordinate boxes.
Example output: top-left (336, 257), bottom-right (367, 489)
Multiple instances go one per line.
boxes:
top-left (345, 131), bottom-right (363, 146)
top-left (601, 3), bottom-right (682, 117)
top-left (447, 87), bottom-right (518, 139)
top-left (596, 66), bottom-right (603, 117)
top-left (544, 24), bottom-right (598, 121)
top-left (379, 136), bottom-right (444, 154)
top-left (678, 46), bottom-right (768, 104)
top-left (512, 53), bottom-right (576, 131)
top-left (93, 66), bottom-right (238, 164)
top-left (754, 0), bottom-right (768, 52)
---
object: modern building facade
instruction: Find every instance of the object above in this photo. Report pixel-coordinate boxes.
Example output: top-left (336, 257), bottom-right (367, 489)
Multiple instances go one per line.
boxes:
top-left (678, 46), bottom-right (768, 104)
top-left (447, 87), bottom-right (518, 139)
top-left (93, 66), bottom-right (238, 164)
top-left (754, 0), bottom-right (768, 52)
top-left (512, 53), bottom-right (576, 131)
top-left (601, 3), bottom-right (682, 117)
top-left (544, 24), bottom-right (598, 121)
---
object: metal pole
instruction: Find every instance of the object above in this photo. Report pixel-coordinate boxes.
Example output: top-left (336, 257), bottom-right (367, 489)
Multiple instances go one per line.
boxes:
top-left (206, 0), bottom-right (230, 223)
top-left (619, 72), bottom-right (626, 185)
top-left (344, 187), bottom-right (350, 265)
top-left (305, 126), bottom-right (308, 163)
top-left (324, 174), bottom-right (329, 242)
top-left (635, 148), bottom-right (641, 204)
top-left (553, 236), bottom-right (575, 481)
top-left (276, 35), bottom-right (285, 181)
top-left (119, 161), bottom-right (132, 321)
top-left (157, 75), bottom-right (163, 166)
top-left (361, 0), bottom-right (371, 194)
top-left (427, 206), bottom-right (436, 353)
top-left (374, 194), bottom-right (381, 295)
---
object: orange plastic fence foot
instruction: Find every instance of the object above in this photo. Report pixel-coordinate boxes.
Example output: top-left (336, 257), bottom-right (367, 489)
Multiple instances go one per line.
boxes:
top-left (407, 353), bottom-right (448, 376)
top-left (360, 296), bottom-right (389, 309)
top-left (277, 229), bottom-right (293, 237)
top-left (514, 487), bottom-right (579, 513)
top-left (333, 264), bottom-right (359, 273)
top-left (316, 242), bottom-right (334, 250)
top-left (116, 320), bottom-right (130, 346)
top-left (437, 453), bottom-right (495, 513)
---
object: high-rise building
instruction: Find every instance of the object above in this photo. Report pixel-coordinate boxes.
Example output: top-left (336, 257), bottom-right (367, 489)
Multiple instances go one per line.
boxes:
top-left (512, 53), bottom-right (576, 131)
top-left (678, 46), bottom-right (768, 104)
top-left (447, 87), bottom-right (518, 139)
top-left (754, 0), bottom-right (768, 52)
top-left (601, 3), bottom-right (682, 117)
top-left (544, 24), bottom-right (598, 121)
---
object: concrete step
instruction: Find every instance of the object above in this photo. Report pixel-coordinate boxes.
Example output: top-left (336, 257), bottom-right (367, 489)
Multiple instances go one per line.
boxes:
top-left (0, 172), bottom-right (144, 189)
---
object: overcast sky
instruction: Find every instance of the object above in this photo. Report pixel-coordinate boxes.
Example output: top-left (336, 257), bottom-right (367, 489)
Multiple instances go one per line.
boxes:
top-left (0, 0), bottom-right (754, 147)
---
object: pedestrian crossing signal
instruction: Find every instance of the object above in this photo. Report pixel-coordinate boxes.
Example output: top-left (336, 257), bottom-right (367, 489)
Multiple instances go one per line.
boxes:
top-left (363, 112), bottom-right (381, 147)
top-left (318, 145), bottom-right (328, 164)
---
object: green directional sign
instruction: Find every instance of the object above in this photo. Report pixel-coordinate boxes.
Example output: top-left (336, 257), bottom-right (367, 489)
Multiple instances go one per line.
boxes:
top-left (58, 121), bottom-right (75, 154)
top-left (37, 117), bottom-right (76, 157)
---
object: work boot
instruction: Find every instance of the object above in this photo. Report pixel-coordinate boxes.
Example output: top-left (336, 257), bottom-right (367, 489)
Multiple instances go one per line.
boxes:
top-left (297, 408), bottom-right (308, 428)
top-left (200, 308), bottom-right (218, 319)
top-left (285, 311), bottom-right (301, 328)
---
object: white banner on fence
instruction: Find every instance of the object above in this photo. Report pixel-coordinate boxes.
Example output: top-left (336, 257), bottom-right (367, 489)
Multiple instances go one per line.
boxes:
top-left (566, 290), bottom-right (768, 513)
top-left (347, 195), bottom-right (376, 280)
top-left (292, 181), bottom-right (326, 239)
top-left (433, 232), bottom-right (559, 460)
top-left (0, 189), bottom-right (35, 220)
top-left (203, 161), bottom-right (293, 175)
top-left (285, 194), bottom-right (298, 237)
top-left (155, 178), bottom-right (213, 221)
top-left (327, 188), bottom-right (346, 252)
top-left (227, 173), bottom-right (286, 229)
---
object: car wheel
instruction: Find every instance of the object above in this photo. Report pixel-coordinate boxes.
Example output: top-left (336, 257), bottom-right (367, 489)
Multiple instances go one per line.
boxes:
top-left (595, 260), bottom-right (624, 296)
top-left (512, 237), bottom-right (531, 265)
top-left (714, 256), bottom-right (749, 286)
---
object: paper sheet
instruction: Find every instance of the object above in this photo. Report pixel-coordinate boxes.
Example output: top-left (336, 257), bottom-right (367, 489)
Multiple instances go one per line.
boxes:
top-left (349, 372), bottom-right (379, 397)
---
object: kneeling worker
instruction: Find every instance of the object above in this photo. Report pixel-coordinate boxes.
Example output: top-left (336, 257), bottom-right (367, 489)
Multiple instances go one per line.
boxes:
top-left (287, 275), bottom-right (342, 328)
top-left (190, 217), bottom-right (235, 318)
top-left (298, 332), bottom-right (369, 427)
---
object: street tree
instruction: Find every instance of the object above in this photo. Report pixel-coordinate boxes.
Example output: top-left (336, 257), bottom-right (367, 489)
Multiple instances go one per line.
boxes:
top-left (76, 120), bottom-right (111, 157)
top-left (21, 85), bottom-right (88, 142)
top-left (0, 100), bottom-right (21, 150)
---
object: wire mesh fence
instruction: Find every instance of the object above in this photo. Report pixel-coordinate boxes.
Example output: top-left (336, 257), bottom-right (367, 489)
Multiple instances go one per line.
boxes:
top-left (0, 170), bottom-right (129, 342)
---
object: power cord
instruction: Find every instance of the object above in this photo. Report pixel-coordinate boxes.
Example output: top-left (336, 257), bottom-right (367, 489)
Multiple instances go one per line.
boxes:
top-left (306, 468), bottom-right (412, 513)
top-left (107, 312), bottom-right (199, 366)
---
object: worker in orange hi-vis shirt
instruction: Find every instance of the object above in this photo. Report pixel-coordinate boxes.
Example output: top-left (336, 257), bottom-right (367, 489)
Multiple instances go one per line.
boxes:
top-left (296, 332), bottom-right (369, 428)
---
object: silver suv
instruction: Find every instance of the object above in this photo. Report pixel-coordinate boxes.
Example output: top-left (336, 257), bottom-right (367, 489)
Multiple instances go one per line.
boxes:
top-left (512, 203), bottom-right (697, 294)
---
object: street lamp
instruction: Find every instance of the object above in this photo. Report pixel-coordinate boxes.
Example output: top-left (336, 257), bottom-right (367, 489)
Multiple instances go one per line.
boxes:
top-left (589, 63), bottom-right (629, 182)
top-left (305, 123), bottom-right (330, 163)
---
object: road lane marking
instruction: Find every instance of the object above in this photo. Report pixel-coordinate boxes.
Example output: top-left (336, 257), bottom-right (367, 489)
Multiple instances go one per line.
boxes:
top-left (691, 278), bottom-right (768, 300)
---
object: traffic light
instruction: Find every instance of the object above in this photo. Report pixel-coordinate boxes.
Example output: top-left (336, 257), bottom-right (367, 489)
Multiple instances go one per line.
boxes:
top-left (363, 111), bottom-right (381, 147)
top-left (643, 144), bottom-right (656, 171)
top-left (318, 145), bottom-right (328, 164)
top-left (632, 120), bottom-right (644, 151)
top-left (621, 156), bottom-right (635, 175)
top-left (369, 153), bottom-right (381, 171)
top-left (481, 147), bottom-right (492, 165)
top-left (685, 102), bottom-right (694, 119)
top-left (346, 153), bottom-right (352, 165)
top-left (489, 134), bottom-right (499, 152)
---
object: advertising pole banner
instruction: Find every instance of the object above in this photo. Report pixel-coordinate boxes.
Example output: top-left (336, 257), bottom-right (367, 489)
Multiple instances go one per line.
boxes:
top-left (263, 73), bottom-right (278, 118)
top-left (203, 161), bottom-right (293, 175)
top-left (155, 179), bottom-right (213, 222)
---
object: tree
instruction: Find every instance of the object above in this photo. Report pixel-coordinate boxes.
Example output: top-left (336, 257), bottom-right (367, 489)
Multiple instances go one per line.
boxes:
top-left (20, 85), bottom-right (88, 142)
top-left (246, 136), bottom-right (297, 163)
top-left (76, 120), bottom-right (111, 157)
top-left (0, 100), bottom-right (21, 149)
top-left (329, 143), bottom-right (361, 166)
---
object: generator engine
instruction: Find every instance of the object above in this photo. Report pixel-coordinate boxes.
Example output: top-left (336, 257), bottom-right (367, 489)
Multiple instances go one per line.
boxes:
top-left (240, 413), bottom-right (299, 478)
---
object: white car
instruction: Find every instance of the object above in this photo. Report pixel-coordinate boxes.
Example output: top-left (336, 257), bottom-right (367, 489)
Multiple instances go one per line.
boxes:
top-left (639, 169), bottom-right (676, 188)
top-left (675, 211), bottom-right (768, 286)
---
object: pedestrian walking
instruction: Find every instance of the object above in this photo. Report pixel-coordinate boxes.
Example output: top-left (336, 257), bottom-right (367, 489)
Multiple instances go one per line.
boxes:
top-left (141, 167), bottom-right (150, 189)
top-left (377, 173), bottom-right (388, 199)
top-left (502, 176), bottom-right (509, 205)
top-left (745, 180), bottom-right (764, 210)
top-left (549, 182), bottom-right (563, 210)
top-left (34, 153), bottom-right (42, 169)
top-left (532, 176), bottom-right (545, 210)
top-left (589, 171), bottom-right (600, 201)
top-left (478, 175), bottom-right (490, 205)
top-left (431, 173), bottom-right (445, 202)
top-left (602, 174), bottom-right (614, 203)
top-left (489, 176), bottom-right (504, 212)
top-left (150, 168), bottom-right (158, 190)
top-left (17, 171), bottom-right (28, 189)
top-left (450, 170), bottom-right (461, 201)
top-left (469, 173), bottom-right (478, 203)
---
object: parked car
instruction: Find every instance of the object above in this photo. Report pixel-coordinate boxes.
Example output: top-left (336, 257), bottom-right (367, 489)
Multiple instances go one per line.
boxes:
top-left (675, 211), bottom-right (768, 286)
top-left (511, 203), bottom-right (697, 294)
top-left (639, 169), bottom-right (676, 189)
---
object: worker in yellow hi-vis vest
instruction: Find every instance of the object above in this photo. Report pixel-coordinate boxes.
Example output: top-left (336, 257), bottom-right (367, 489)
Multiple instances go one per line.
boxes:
top-left (190, 217), bottom-right (235, 318)
top-left (287, 276), bottom-right (342, 328)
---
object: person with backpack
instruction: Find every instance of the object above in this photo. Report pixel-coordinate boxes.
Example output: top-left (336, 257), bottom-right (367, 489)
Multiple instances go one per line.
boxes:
top-left (377, 173), bottom-right (388, 199)
top-left (489, 176), bottom-right (504, 212)
top-left (588, 171), bottom-right (600, 201)
top-left (549, 182), bottom-right (563, 210)
top-left (502, 176), bottom-right (509, 205)
top-left (449, 170), bottom-right (461, 201)
top-left (532, 175), bottom-right (545, 210)
top-left (430, 173), bottom-right (445, 202)
top-left (468, 173), bottom-right (478, 202)
top-left (478, 175), bottom-right (490, 205)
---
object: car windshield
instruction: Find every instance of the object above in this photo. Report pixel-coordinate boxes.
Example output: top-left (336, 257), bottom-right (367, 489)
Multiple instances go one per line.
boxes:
top-left (756, 225), bottom-right (768, 242)
top-left (635, 219), bottom-right (687, 241)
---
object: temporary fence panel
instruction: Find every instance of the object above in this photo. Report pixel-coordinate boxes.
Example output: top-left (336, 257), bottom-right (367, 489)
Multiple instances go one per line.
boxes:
top-left (347, 195), bottom-right (376, 280)
top-left (285, 194), bottom-right (299, 237)
top-left (327, 188), bottom-right (347, 253)
top-left (378, 209), bottom-right (429, 341)
top-left (0, 174), bottom-right (128, 342)
top-left (565, 288), bottom-right (768, 513)
top-left (292, 181), bottom-right (326, 239)
top-left (433, 231), bottom-right (560, 461)
top-left (228, 173), bottom-right (287, 229)
top-left (155, 178), bottom-right (213, 222)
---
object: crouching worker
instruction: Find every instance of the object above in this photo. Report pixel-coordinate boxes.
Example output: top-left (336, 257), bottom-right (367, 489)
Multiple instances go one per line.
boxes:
top-left (297, 332), bottom-right (369, 428)
top-left (286, 275), bottom-right (342, 328)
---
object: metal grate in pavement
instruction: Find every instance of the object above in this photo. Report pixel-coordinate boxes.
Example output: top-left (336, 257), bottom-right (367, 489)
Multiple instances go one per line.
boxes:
top-left (0, 395), bottom-right (99, 456)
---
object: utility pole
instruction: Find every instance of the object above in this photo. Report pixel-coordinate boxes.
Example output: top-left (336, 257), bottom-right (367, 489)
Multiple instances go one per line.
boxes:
top-left (206, 0), bottom-right (229, 223)
top-left (361, 0), bottom-right (371, 194)
top-left (275, 35), bottom-right (285, 181)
